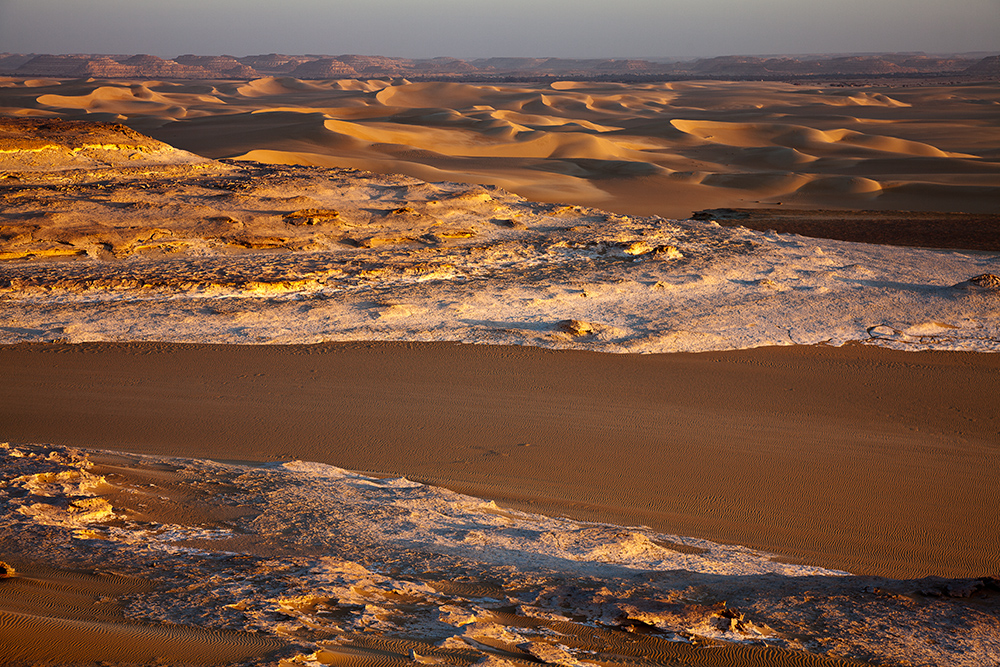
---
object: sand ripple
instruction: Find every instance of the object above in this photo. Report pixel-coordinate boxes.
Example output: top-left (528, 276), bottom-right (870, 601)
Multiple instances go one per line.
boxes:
top-left (0, 565), bottom-right (284, 664)
top-left (0, 609), bottom-right (285, 664)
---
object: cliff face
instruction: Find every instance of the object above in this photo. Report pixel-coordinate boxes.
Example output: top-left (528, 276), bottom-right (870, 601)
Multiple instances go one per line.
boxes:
top-left (0, 54), bottom-right (36, 72)
top-left (288, 58), bottom-right (360, 78)
top-left (687, 54), bottom-right (975, 77)
top-left (13, 54), bottom-right (95, 76)
top-left (75, 57), bottom-right (154, 78)
top-left (116, 54), bottom-right (217, 78)
top-left (411, 57), bottom-right (478, 74)
top-left (964, 55), bottom-right (1000, 76)
top-left (174, 55), bottom-right (260, 78)
top-left (0, 52), bottom-right (994, 81)
top-left (334, 54), bottom-right (409, 74)
top-left (236, 54), bottom-right (310, 73)
top-left (5, 53), bottom-right (252, 80)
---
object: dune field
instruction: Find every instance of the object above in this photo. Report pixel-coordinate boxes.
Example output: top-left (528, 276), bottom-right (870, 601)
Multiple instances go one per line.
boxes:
top-left (2, 76), bottom-right (999, 218)
top-left (1, 78), bottom-right (999, 667)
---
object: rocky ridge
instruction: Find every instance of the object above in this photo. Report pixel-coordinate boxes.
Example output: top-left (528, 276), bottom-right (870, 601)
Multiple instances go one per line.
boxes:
top-left (0, 52), bottom-right (996, 81)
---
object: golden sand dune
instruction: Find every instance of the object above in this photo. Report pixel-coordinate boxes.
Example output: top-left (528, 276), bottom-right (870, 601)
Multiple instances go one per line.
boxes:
top-left (668, 119), bottom-right (964, 158)
top-left (2, 77), bottom-right (997, 217)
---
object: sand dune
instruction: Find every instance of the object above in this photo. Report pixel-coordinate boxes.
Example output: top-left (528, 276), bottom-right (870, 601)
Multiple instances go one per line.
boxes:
top-left (668, 119), bottom-right (964, 158)
top-left (3, 80), bottom-right (1000, 666)
top-left (3, 76), bottom-right (997, 217)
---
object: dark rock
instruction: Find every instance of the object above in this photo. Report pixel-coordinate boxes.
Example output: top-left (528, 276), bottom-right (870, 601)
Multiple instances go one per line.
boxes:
top-left (953, 273), bottom-right (1000, 291)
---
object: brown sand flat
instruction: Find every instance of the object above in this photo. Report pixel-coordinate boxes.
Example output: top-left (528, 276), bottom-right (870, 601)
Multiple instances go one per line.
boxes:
top-left (2, 341), bottom-right (997, 580)
top-left (2, 78), bottom-right (998, 218)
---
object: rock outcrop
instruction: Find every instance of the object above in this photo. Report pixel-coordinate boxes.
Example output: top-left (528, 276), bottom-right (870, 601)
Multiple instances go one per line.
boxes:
top-left (963, 55), bottom-right (1000, 77)
top-left (0, 51), bottom-right (991, 81)
top-left (0, 117), bottom-right (213, 171)
top-left (288, 58), bottom-right (360, 79)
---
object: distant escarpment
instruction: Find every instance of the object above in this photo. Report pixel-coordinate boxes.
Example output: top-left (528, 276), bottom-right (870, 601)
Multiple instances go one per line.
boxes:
top-left (0, 51), bottom-right (996, 82)
top-left (963, 55), bottom-right (1000, 77)
top-left (2, 53), bottom-right (258, 80)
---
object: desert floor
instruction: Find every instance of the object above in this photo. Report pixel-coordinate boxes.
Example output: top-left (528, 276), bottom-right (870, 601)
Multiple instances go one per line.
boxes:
top-left (2, 340), bottom-right (998, 581)
top-left (1, 78), bottom-right (999, 666)
top-left (2, 77), bottom-right (998, 218)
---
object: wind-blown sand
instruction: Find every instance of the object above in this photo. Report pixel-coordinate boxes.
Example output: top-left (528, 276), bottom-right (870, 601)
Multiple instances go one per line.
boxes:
top-left (2, 89), bottom-right (1000, 665)
top-left (2, 77), bottom-right (998, 217)
top-left (0, 562), bottom-right (285, 664)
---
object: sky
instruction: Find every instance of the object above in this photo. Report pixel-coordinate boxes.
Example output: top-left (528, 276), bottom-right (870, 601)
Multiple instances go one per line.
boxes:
top-left (0, 0), bottom-right (997, 60)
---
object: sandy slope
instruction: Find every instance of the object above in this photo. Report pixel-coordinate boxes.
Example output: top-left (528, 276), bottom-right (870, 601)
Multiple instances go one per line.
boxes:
top-left (0, 565), bottom-right (286, 665)
top-left (2, 77), bottom-right (997, 218)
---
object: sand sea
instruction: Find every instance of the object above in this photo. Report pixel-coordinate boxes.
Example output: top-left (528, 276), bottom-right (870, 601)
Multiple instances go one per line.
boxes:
top-left (1, 75), bottom-right (999, 666)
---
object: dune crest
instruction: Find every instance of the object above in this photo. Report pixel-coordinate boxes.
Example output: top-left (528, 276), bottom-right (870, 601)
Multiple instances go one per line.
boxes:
top-left (1, 77), bottom-right (995, 217)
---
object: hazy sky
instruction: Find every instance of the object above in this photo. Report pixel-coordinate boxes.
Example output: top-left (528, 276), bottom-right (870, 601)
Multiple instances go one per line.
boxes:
top-left (0, 0), bottom-right (997, 59)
